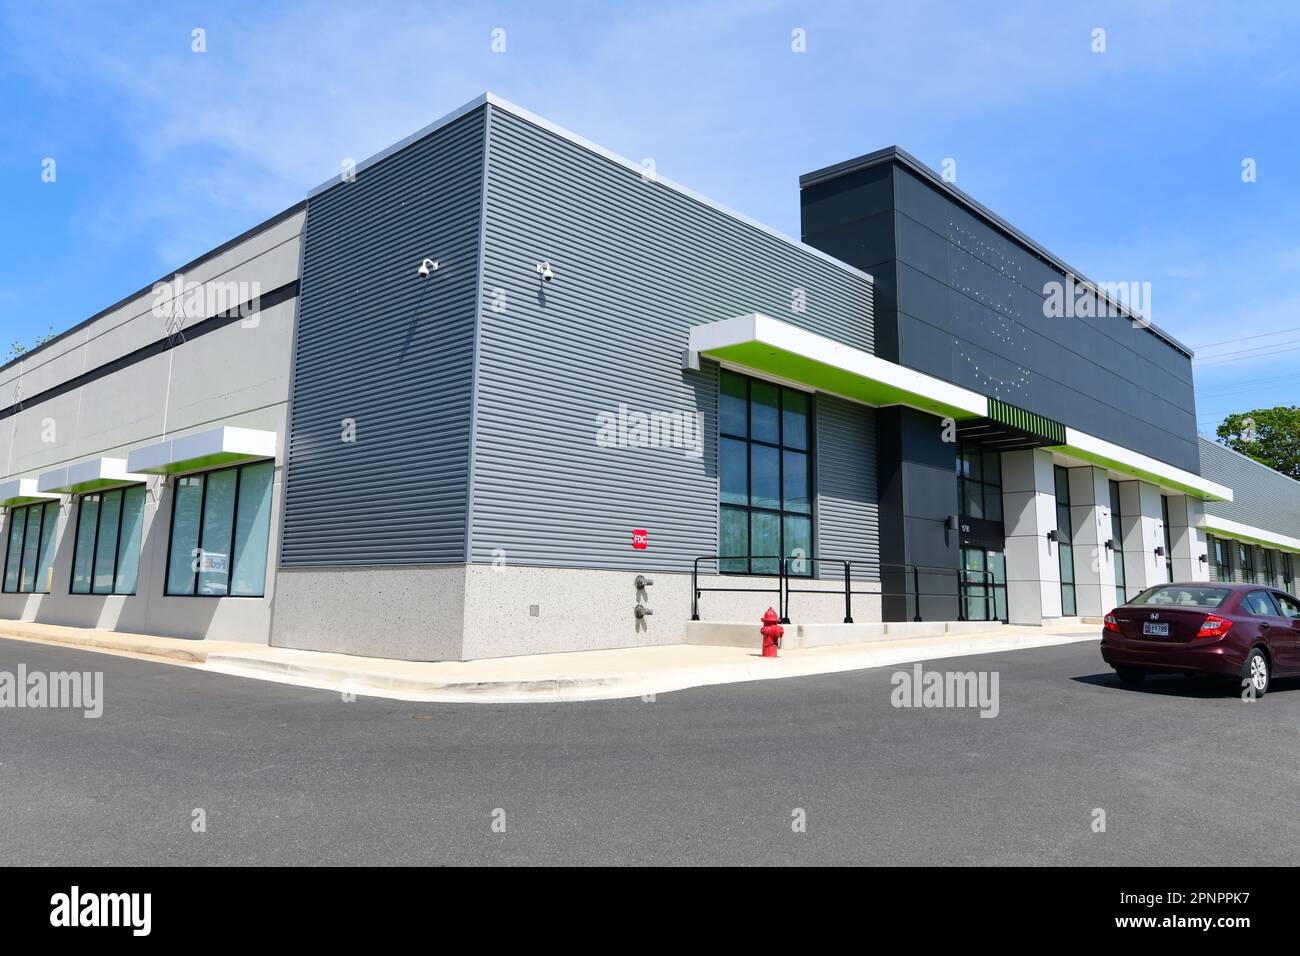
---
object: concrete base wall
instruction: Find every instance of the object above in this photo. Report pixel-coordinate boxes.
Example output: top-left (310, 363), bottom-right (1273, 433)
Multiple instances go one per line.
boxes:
top-left (267, 563), bottom-right (883, 661)
top-left (460, 564), bottom-right (881, 660)
top-left (270, 565), bottom-right (466, 661)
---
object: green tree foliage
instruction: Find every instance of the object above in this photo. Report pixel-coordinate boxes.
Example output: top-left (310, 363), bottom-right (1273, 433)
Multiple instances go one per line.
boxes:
top-left (6, 326), bottom-right (57, 362)
top-left (1217, 407), bottom-right (1300, 479)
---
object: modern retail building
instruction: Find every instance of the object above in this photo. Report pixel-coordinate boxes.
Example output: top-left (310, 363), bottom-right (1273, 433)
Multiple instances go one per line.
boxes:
top-left (2, 93), bottom-right (1296, 660)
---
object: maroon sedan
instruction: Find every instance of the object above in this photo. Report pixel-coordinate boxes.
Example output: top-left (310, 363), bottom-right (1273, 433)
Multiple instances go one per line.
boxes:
top-left (1101, 582), bottom-right (1300, 697)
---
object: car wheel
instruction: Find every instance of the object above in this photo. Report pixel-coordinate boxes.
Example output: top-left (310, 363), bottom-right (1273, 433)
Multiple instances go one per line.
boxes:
top-left (1115, 667), bottom-right (1146, 685)
top-left (1241, 648), bottom-right (1270, 699)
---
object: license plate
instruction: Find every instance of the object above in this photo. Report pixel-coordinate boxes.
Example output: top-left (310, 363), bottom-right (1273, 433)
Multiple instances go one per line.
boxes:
top-left (1142, 622), bottom-right (1170, 637)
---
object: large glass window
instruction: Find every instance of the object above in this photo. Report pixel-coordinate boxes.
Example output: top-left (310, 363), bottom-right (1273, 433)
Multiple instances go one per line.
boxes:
top-left (1054, 466), bottom-right (1076, 616)
top-left (718, 370), bottom-right (812, 575)
top-left (1110, 480), bottom-right (1127, 605)
top-left (70, 485), bottom-right (146, 595)
top-left (1209, 535), bottom-right (1231, 583)
top-left (165, 460), bottom-right (273, 597)
top-left (1160, 496), bottom-right (1174, 583)
top-left (1239, 544), bottom-right (1256, 584)
top-left (3, 500), bottom-right (60, 594)
top-left (957, 442), bottom-right (1003, 523)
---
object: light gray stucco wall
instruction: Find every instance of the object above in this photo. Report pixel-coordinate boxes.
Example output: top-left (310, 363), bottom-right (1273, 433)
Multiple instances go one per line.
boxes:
top-left (0, 210), bottom-right (303, 641)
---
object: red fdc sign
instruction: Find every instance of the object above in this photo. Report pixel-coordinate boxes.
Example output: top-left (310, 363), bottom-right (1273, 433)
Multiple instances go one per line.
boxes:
top-left (631, 529), bottom-right (648, 550)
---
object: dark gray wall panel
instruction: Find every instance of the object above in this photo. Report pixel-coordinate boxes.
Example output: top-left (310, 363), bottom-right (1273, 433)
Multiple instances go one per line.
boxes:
top-left (815, 394), bottom-right (879, 580)
top-left (1201, 436), bottom-right (1300, 538)
top-left (801, 158), bottom-right (1200, 473)
top-left (890, 167), bottom-right (1199, 472)
top-left (470, 106), bottom-right (874, 571)
top-left (281, 107), bottom-right (485, 566)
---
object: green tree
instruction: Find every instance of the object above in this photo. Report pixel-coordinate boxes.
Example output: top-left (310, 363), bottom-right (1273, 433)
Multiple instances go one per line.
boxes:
top-left (6, 326), bottom-right (57, 362)
top-left (1217, 406), bottom-right (1300, 479)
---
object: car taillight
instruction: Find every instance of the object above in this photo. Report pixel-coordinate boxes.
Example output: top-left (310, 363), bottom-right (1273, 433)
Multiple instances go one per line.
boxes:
top-left (1196, 614), bottom-right (1233, 639)
top-left (1103, 612), bottom-right (1121, 633)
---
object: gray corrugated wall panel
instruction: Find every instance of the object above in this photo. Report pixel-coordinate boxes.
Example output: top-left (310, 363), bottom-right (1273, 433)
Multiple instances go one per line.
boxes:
top-left (814, 394), bottom-right (879, 581)
top-left (1199, 436), bottom-right (1300, 539)
top-left (281, 107), bottom-right (485, 566)
top-left (469, 107), bottom-right (873, 571)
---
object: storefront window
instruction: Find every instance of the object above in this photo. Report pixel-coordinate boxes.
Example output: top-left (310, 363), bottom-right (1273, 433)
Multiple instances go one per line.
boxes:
top-left (71, 485), bottom-right (146, 595)
top-left (1054, 466), bottom-right (1076, 615)
top-left (1110, 481), bottom-right (1127, 604)
top-left (165, 460), bottom-right (274, 597)
top-left (718, 369), bottom-right (813, 576)
top-left (2, 500), bottom-right (59, 594)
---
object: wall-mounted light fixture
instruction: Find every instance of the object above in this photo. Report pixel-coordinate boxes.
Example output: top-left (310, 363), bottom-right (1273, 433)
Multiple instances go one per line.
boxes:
top-left (945, 515), bottom-right (959, 531)
top-left (1154, 545), bottom-right (1166, 558)
top-left (417, 258), bottom-right (438, 278)
top-left (1104, 539), bottom-right (1115, 551)
top-left (1198, 553), bottom-right (1208, 564)
top-left (1046, 529), bottom-right (1059, 543)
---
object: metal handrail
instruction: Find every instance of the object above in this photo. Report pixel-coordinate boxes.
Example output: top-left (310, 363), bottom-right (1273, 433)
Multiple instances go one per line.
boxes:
top-left (692, 554), bottom-right (1002, 625)
top-left (690, 554), bottom-right (787, 622)
top-left (783, 559), bottom-right (997, 624)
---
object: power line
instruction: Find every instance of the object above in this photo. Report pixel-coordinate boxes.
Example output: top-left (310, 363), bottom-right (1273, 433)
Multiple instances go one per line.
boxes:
top-left (1190, 326), bottom-right (1300, 351)
top-left (1196, 342), bottom-right (1300, 369)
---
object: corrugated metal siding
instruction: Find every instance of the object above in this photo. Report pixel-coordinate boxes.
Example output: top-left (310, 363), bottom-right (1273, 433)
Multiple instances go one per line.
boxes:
top-left (281, 107), bottom-right (485, 566)
top-left (469, 106), bottom-right (874, 571)
top-left (815, 394), bottom-right (879, 580)
top-left (1200, 436), bottom-right (1300, 539)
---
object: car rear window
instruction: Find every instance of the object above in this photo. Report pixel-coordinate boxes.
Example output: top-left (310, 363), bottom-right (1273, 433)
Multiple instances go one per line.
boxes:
top-left (1130, 585), bottom-right (1230, 608)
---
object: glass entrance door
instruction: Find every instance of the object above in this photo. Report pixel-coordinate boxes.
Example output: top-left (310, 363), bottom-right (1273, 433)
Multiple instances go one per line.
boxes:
top-left (960, 547), bottom-right (1007, 622)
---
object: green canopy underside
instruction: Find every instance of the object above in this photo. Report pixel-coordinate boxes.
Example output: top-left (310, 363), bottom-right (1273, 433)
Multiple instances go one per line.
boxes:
top-left (702, 341), bottom-right (985, 421)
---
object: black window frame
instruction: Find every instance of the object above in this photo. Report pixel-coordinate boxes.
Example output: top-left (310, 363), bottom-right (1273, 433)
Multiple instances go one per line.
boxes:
top-left (1054, 465), bottom-right (1076, 616)
top-left (164, 459), bottom-right (273, 598)
top-left (1239, 544), bottom-right (1256, 584)
top-left (1109, 480), bottom-right (1128, 602)
top-left (69, 484), bottom-right (146, 596)
top-left (2, 499), bottom-right (60, 594)
top-left (1160, 495), bottom-right (1173, 583)
top-left (717, 369), bottom-right (815, 577)
top-left (957, 440), bottom-right (1003, 524)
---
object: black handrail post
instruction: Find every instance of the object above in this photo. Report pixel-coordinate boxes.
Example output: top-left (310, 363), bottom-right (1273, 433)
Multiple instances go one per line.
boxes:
top-left (957, 568), bottom-right (966, 621)
top-left (843, 561), bottom-right (853, 624)
top-left (691, 558), bottom-right (700, 621)
top-left (774, 556), bottom-right (785, 624)
top-left (912, 564), bottom-right (922, 622)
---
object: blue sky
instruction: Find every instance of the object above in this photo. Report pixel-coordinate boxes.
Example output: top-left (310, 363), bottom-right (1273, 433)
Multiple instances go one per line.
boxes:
top-left (2, 1), bottom-right (1298, 433)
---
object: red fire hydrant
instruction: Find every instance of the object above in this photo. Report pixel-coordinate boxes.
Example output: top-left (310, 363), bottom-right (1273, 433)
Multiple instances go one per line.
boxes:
top-left (760, 607), bottom-right (784, 658)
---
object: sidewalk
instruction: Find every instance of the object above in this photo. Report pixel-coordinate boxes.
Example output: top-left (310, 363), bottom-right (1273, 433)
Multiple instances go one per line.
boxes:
top-left (0, 618), bottom-right (1101, 702)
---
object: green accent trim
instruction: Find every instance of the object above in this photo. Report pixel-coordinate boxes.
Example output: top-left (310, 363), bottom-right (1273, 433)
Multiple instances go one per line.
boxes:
top-left (702, 341), bottom-right (986, 420)
top-left (1046, 442), bottom-right (1229, 501)
top-left (46, 478), bottom-right (137, 495)
top-left (137, 451), bottom-right (269, 476)
top-left (0, 495), bottom-right (56, 507)
top-left (988, 398), bottom-right (1065, 444)
top-left (1202, 519), bottom-right (1300, 555)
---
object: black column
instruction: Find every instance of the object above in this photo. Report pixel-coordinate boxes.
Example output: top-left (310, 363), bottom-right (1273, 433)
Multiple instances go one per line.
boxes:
top-left (877, 406), bottom-right (961, 621)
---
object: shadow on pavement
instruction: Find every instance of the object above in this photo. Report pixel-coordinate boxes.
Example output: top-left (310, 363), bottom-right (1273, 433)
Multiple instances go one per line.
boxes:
top-left (1071, 671), bottom-right (1300, 699)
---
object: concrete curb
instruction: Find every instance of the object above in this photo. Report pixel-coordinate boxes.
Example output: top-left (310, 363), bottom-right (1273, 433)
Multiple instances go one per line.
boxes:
top-left (200, 631), bottom-right (1101, 703)
top-left (0, 618), bottom-right (1102, 703)
top-left (0, 623), bottom-right (217, 663)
